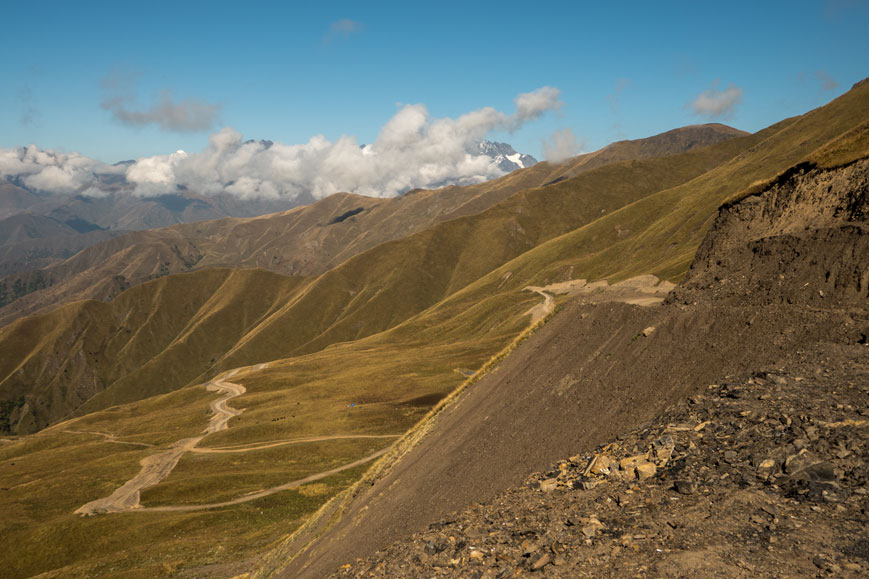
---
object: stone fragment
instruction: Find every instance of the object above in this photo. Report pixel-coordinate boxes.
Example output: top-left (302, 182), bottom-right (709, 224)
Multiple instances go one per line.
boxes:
top-left (619, 454), bottom-right (649, 470)
top-left (584, 454), bottom-right (613, 476)
top-left (642, 326), bottom-right (656, 337)
top-left (530, 553), bottom-right (551, 571)
top-left (652, 434), bottom-right (675, 466)
top-left (635, 462), bottom-right (657, 481)
top-left (756, 459), bottom-right (777, 479)
top-left (674, 480), bottom-right (696, 495)
top-left (539, 478), bottom-right (558, 492)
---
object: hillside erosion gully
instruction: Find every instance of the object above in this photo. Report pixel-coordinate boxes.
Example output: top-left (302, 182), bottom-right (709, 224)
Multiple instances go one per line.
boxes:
top-left (276, 159), bottom-right (868, 578)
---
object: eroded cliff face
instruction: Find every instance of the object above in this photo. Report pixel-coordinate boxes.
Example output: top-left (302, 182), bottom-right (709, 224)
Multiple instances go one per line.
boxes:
top-left (671, 158), bottom-right (869, 308)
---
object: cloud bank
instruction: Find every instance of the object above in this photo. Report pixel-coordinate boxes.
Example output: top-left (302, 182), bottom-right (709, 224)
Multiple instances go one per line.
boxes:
top-left (0, 145), bottom-right (123, 195)
top-left (689, 82), bottom-right (743, 119)
top-left (1, 87), bottom-right (562, 200)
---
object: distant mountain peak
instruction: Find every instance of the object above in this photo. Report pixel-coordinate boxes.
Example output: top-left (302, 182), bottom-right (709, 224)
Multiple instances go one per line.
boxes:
top-left (475, 140), bottom-right (538, 172)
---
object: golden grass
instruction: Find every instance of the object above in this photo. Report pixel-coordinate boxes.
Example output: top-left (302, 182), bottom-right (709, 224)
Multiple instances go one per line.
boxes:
top-left (2, 82), bottom-right (868, 577)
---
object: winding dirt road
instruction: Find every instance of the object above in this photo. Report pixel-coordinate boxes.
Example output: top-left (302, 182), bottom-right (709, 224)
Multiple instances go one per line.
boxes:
top-left (75, 368), bottom-right (398, 516)
top-left (75, 370), bottom-right (246, 516)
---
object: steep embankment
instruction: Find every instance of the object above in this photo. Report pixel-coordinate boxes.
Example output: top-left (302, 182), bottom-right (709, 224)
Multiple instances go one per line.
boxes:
top-left (0, 125), bottom-right (746, 326)
top-left (272, 150), bottom-right (869, 577)
top-left (672, 156), bottom-right (869, 307)
top-left (326, 155), bottom-right (869, 579)
top-left (333, 343), bottom-right (868, 578)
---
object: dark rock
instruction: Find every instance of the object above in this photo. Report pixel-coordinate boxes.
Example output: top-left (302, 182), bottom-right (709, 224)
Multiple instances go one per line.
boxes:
top-left (674, 480), bottom-right (697, 495)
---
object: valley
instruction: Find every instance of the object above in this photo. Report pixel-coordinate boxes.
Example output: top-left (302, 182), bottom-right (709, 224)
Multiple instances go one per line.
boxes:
top-left (0, 80), bottom-right (866, 578)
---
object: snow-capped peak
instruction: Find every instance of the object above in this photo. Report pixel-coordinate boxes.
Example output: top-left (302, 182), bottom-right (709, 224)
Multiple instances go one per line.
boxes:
top-left (473, 141), bottom-right (538, 173)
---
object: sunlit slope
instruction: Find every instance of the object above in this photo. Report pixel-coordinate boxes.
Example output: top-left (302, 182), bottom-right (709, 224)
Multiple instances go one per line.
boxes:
top-left (412, 79), bottom-right (869, 325)
top-left (3, 83), bottom-right (867, 436)
top-left (205, 133), bottom-right (759, 371)
top-left (0, 330), bottom-right (506, 578)
top-left (0, 85), bottom-right (866, 579)
top-left (328, 82), bottom-right (867, 373)
top-left (0, 128), bottom-right (754, 432)
top-left (0, 125), bottom-right (746, 326)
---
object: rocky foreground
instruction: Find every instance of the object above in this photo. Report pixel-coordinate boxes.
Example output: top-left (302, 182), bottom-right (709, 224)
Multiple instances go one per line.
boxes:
top-left (333, 341), bottom-right (868, 577)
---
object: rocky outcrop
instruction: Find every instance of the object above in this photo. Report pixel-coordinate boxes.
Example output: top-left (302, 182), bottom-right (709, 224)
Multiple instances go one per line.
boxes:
top-left (671, 158), bottom-right (869, 307)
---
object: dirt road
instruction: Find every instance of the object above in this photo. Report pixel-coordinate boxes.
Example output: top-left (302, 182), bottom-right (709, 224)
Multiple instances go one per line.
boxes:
top-left (193, 434), bottom-right (400, 454)
top-left (75, 368), bottom-right (398, 516)
top-left (75, 371), bottom-right (247, 516)
top-left (62, 430), bottom-right (154, 447)
top-left (524, 275), bottom-right (674, 323)
top-left (139, 446), bottom-right (393, 513)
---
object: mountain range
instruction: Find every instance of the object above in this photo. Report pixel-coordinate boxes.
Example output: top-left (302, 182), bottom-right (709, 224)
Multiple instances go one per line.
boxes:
top-left (0, 81), bottom-right (866, 578)
top-left (0, 140), bottom-right (536, 281)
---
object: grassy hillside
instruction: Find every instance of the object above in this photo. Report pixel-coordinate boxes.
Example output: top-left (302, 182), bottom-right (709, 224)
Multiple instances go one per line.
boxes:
top-left (0, 84), bottom-right (866, 577)
top-left (0, 127), bottom-right (763, 432)
top-left (0, 124), bottom-right (746, 326)
top-left (0, 269), bottom-right (307, 432)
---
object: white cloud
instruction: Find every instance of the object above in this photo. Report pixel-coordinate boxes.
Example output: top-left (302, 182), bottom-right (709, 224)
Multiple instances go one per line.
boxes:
top-left (689, 82), bottom-right (743, 119)
top-left (543, 129), bottom-right (583, 163)
top-left (124, 87), bottom-right (562, 199)
top-left (0, 145), bottom-right (122, 195)
top-left (514, 86), bottom-right (562, 124)
top-left (1, 87), bottom-right (562, 200)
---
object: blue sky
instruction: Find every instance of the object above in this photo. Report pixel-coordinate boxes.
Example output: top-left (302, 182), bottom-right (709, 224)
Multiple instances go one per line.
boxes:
top-left (2, 0), bottom-right (867, 163)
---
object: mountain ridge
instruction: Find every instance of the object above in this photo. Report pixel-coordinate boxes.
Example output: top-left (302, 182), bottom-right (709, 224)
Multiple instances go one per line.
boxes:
top-left (0, 124), bottom-right (748, 326)
top-left (0, 84), bottom-right (867, 578)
